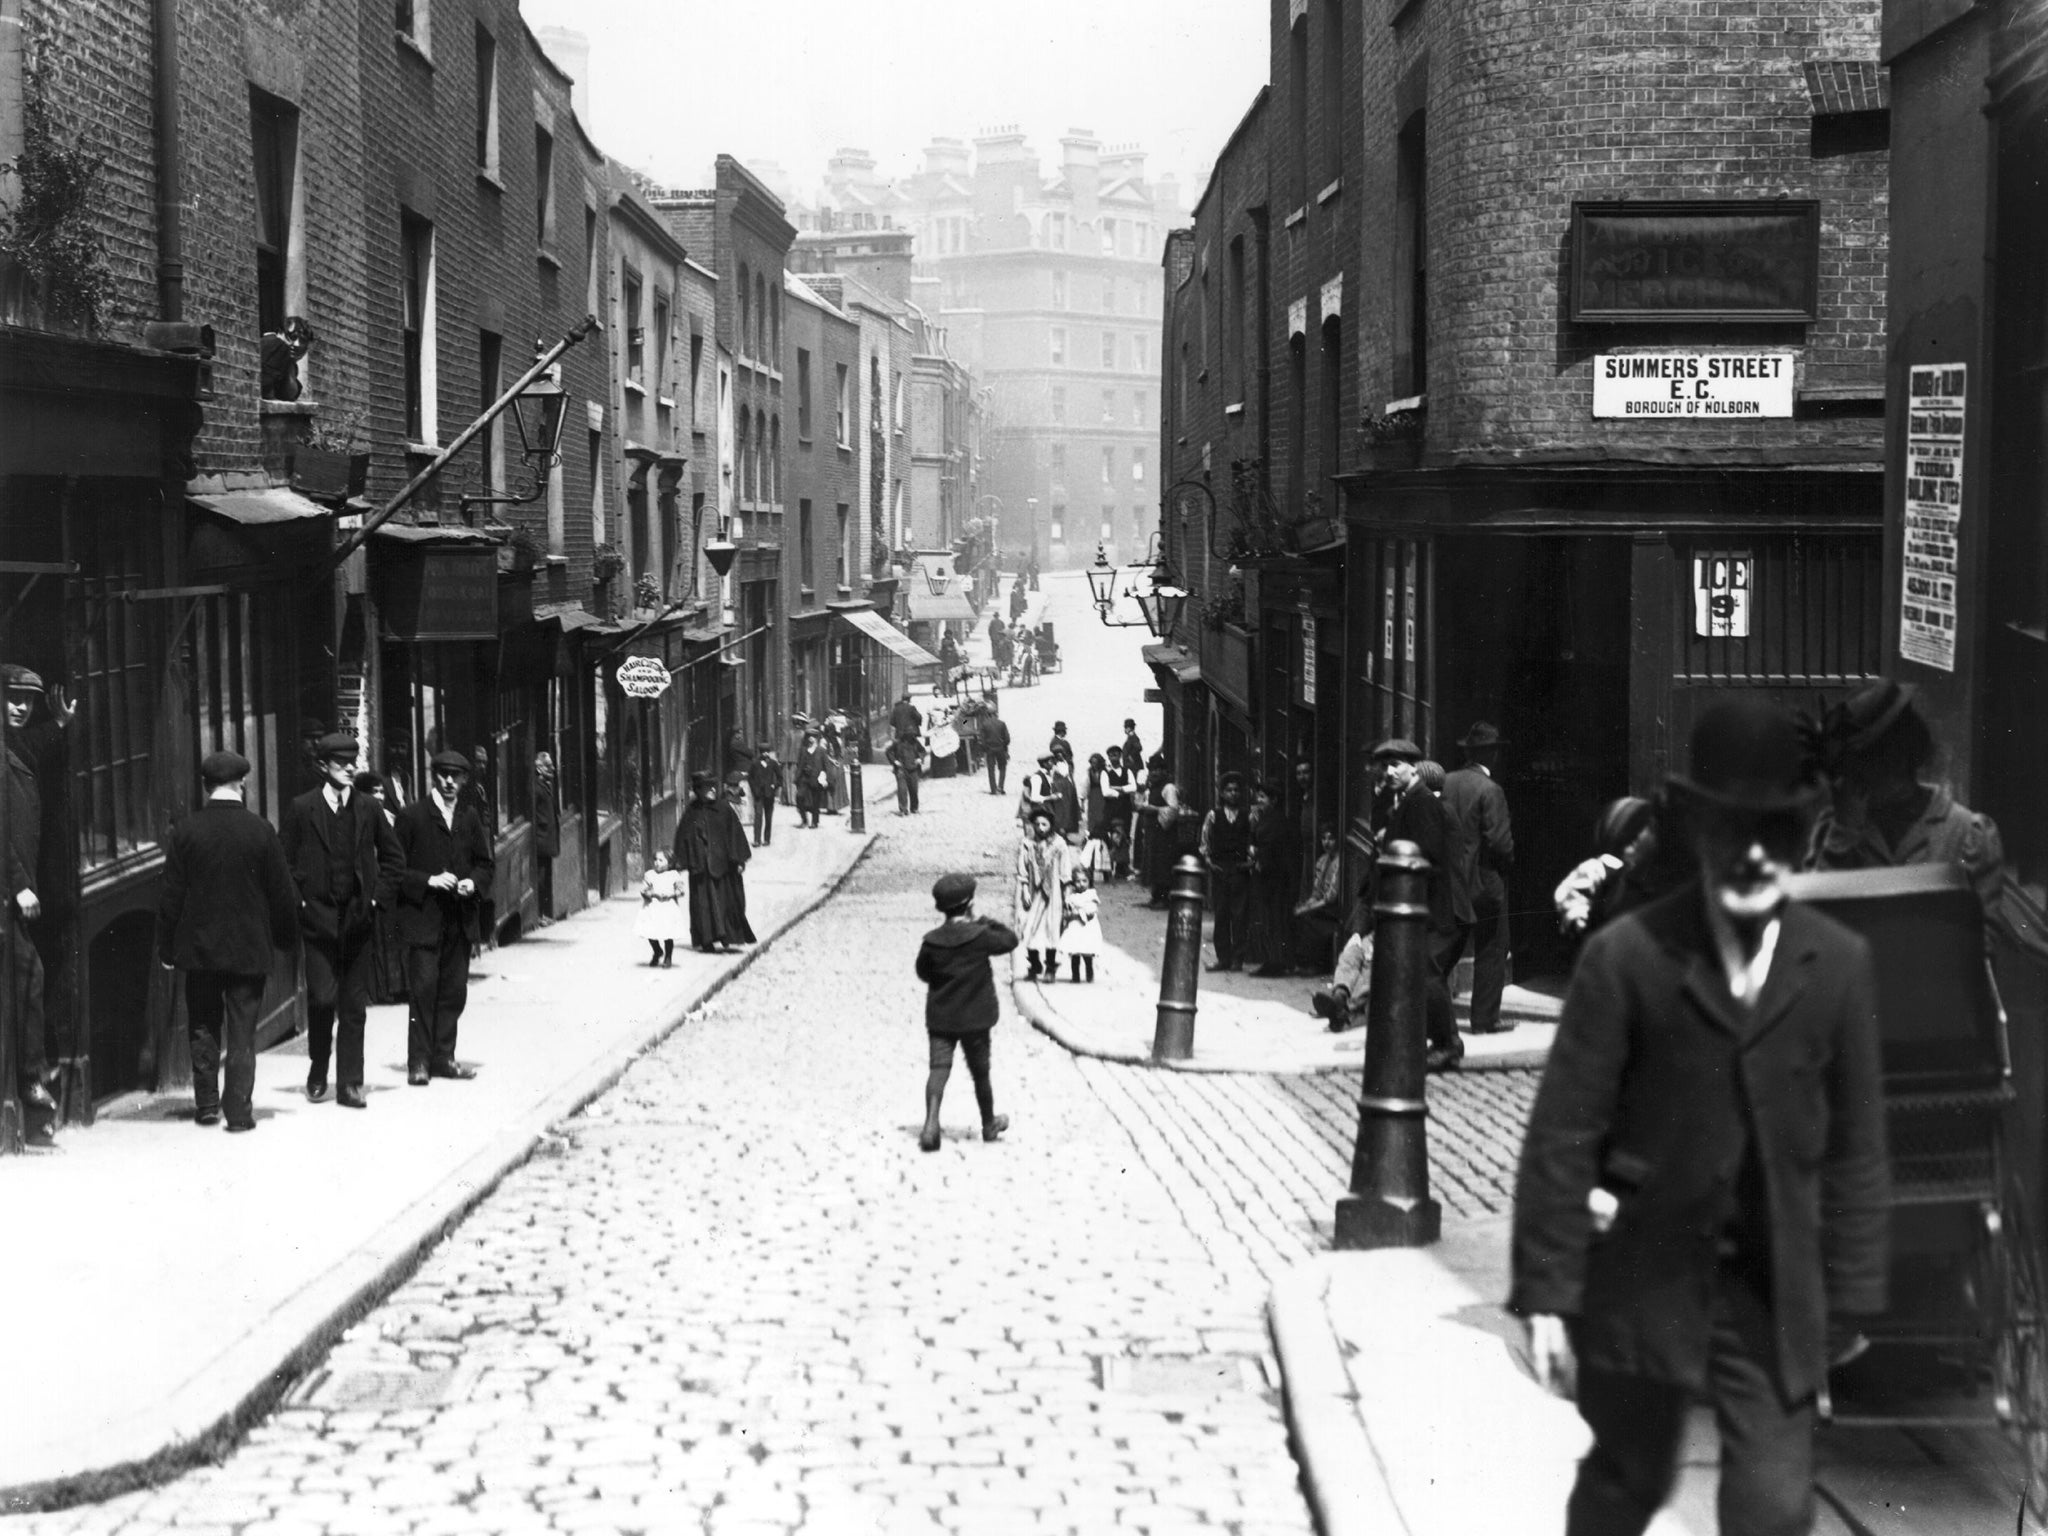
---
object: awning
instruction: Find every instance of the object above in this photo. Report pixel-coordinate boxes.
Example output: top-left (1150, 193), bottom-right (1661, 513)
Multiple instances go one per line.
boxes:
top-left (371, 521), bottom-right (500, 546)
top-left (908, 586), bottom-right (978, 622)
top-left (188, 487), bottom-right (334, 524)
top-left (533, 603), bottom-right (604, 634)
top-left (1141, 642), bottom-right (1201, 687)
top-left (838, 605), bottom-right (942, 668)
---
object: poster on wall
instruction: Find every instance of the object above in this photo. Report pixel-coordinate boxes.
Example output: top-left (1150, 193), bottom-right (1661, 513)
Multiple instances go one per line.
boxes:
top-left (1899, 364), bottom-right (1965, 672)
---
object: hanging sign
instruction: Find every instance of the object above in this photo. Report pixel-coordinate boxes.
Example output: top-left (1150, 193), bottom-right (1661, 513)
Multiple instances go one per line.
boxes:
top-left (1593, 351), bottom-right (1795, 418)
top-left (617, 655), bottom-right (672, 698)
top-left (1692, 554), bottom-right (1752, 637)
top-left (1900, 364), bottom-right (1964, 673)
top-left (1299, 613), bottom-right (1318, 707)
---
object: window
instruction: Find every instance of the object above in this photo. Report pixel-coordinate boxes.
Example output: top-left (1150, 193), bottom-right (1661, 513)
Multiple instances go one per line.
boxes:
top-left (479, 329), bottom-right (503, 501)
top-left (1290, 335), bottom-right (1307, 514)
top-left (738, 265), bottom-right (752, 357)
top-left (1323, 0), bottom-right (1346, 186)
top-left (799, 499), bottom-right (814, 587)
top-left (653, 295), bottom-right (669, 396)
top-left (1051, 505), bottom-right (1066, 543)
top-left (1101, 388), bottom-right (1115, 423)
top-left (736, 410), bottom-right (751, 501)
top-left (835, 362), bottom-right (850, 444)
top-left (770, 414), bottom-right (781, 500)
top-left (1395, 112), bottom-right (1428, 396)
top-left (474, 26), bottom-right (499, 178)
top-left (836, 503), bottom-right (850, 588)
top-left (1051, 270), bottom-right (1067, 309)
top-left (1102, 507), bottom-right (1115, 542)
top-left (1290, 17), bottom-right (1309, 207)
top-left (589, 427), bottom-right (605, 543)
top-left (584, 205), bottom-right (599, 315)
top-left (1048, 212), bottom-right (1067, 250)
top-left (1322, 315), bottom-right (1342, 502)
top-left (1133, 390), bottom-right (1148, 426)
top-left (754, 273), bottom-right (768, 358)
top-left (893, 371), bottom-right (905, 432)
top-left (797, 348), bottom-right (813, 438)
top-left (1050, 443), bottom-right (1066, 476)
top-left (1132, 447), bottom-right (1146, 483)
top-left (1131, 335), bottom-right (1147, 373)
top-left (689, 332), bottom-right (704, 427)
top-left (1050, 327), bottom-right (1066, 366)
top-left (1100, 332), bottom-right (1116, 369)
top-left (1101, 447), bottom-right (1115, 484)
top-left (771, 286), bottom-right (781, 360)
top-left (395, 0), bottom-right (429, 51)
top-left (1050, 386), bottom-right (1066, 425)
top-left (534, 126), bottom-right (555, 246)
top-left (249, 88), bottom-right (299, 340)
top-left (623, 269), bottom-right (643, 378)
top-left (400, 212), bottom-right (435, 442)
top-left (1229, 235), bottom-right (1248, 400)
top-left (546, 446), bottom-right (565, 556)
top-left (1100, 219), bottom-right (1116, 255)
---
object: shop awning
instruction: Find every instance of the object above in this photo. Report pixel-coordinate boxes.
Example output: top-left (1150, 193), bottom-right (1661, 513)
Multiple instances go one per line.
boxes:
top-left (1141, 642), bottom-right (1201, 687)
top-left (371, 521), bottom-right (500, 546)
top-left (838, 605), bottom-right (942, 668)
top-left (188, 487), bottom-right (334, 524)
top-left (533, 603), bottom-right (604, 634)
top-left (908, 554), bottom-right (979, 622)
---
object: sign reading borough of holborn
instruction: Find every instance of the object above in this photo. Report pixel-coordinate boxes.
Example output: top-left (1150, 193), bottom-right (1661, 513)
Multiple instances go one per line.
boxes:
top-left (1570, 200), bottom-right (1820, 323)
top-left (1592, 351), bottom-right (1795, 418)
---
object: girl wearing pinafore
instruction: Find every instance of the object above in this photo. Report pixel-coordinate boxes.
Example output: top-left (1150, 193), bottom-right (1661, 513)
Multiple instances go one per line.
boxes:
top-left (636, 851), bottom-right (687, 967)
top-left (1058, 880), bottom-right (1102, 983)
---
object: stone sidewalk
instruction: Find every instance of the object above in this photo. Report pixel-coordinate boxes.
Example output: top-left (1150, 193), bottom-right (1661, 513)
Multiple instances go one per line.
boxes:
top-left (0, 820), bottom-right (874, 1511)
top-left (1014, 865), bottom-right (2042, 1536)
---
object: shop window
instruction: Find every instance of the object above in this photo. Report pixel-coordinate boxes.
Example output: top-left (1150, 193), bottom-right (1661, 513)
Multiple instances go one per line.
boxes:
top-left (72, 500), bottom-right (157, 868)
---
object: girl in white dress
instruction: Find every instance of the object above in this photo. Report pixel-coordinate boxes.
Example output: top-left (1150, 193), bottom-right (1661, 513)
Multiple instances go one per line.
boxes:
top-left (636, 850), bottom-right (687, 967)
top-left (1059, 881), bottom-right (1103, 982)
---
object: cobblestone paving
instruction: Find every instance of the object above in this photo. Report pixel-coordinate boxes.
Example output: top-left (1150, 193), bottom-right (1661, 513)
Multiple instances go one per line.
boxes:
top-left (7, 767), bottom-right (1316, 1536)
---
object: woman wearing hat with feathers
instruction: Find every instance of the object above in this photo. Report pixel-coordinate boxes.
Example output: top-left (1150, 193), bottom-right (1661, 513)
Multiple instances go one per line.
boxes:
top-left (914, 873), bottom-right (1018, 1152)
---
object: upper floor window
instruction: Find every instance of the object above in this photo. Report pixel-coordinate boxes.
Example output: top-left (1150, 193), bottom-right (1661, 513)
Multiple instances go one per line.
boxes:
top-left (1100, 332), bottom-right (1116, 370)
top-left (797, 348), bottom-right (813, 438)
top-left (1132, 390), bottom-right (1148, 426)
top-left (401, 212), bottom-right (437, 443)
top-left (1051, 270), bottom-right (1067, 309)
top-left (584, 205), bottom-right (599, 315)
top-left (1050, 386), bottom-right (1066, 424)
top-left (249, 88), bottom-right (299, 342)
top-left (395, 0), bottom-right (430, 51)
top-left (534, 126), bottom-right (556, 247)
top-left (623, 269), bottom-right (643, 378)
top-left (1131, 335), bottom-right (1148, 373)
top-left (1101, 219), bottom-right (1117, 256)
top-left (1132, 447), bottom-right (1146, 483)
top-left (653, 295), bottom-right (669, 395)
top-left (1101, 389), bottom-right (1115, 423)
top-left (739, 265), bottom-right (752, 356)
top-left (474, 26), bottom-right (499, 178)
top-left (1050, 327), bottom-right (1066, 366)
top-left (836, 362), bottom-right (850, 445)
top-left (1102, 278), bottom-right (1116, 313)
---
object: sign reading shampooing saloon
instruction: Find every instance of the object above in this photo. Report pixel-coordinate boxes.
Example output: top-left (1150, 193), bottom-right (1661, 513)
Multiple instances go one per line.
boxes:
top-left (1592, 351), bottom-right (1795, 419)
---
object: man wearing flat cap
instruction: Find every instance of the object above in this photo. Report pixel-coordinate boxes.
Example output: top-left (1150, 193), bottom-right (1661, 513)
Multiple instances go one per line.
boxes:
top-left (281, 732), bottom-right (402, 1108)
top-left (1440, 722), bottom-right (1516, 1036)
top-left (392, 750), bottom-right (494, 1084)
top-left (1364, 737), bottom-right (1473, 1070)
top-left (1513, 696), bottom-right (1889, 1536)
top-left (157, 750), bottom-right (300, 1130)
top-left (1198, 771), bottom-right (1254, 971)
top-left (2, 666), bottom-right (60, 1144)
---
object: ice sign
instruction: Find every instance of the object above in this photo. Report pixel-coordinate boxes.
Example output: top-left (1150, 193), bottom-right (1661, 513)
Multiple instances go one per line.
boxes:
top-left (617, 656), bottom-right (672, 698)
top-left (1693, 554), bottom-right (1751, 638)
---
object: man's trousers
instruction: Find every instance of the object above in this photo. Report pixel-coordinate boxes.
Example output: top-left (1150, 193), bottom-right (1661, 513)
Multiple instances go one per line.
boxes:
top-left (985, 750), bottom-right (1008, 795)
top-left (304, 928), bottom-right (373, 1088)
top-left (186, 970), bottom-right (266, 1126)
top-left (1209, 866), bottom-right (1252, 966)
top-left (1438, 891), bottom-right (1511, 1031)
top-left (405, 925), bottom-right (470, 1071)
top-left (752, 793), bottom-right (775, 846)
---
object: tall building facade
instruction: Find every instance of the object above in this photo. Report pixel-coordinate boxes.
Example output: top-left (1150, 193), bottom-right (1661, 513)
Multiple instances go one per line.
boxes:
top-left (902, 129), bottom-right (1182, 569)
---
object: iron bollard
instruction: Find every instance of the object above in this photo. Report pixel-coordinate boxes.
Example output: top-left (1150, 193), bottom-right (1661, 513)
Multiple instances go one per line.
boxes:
top-left (1334, 838), bottom-right (1442, 1249)
top-left (1153, 855), bottom-right (1208, 1062)
top-left (847, 750), bottom-right (866, 835)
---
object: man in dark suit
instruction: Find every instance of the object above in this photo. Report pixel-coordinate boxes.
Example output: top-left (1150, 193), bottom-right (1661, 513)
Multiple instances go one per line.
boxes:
top-left (980, 712), bottom-right (1011, 796)
top-left (280, 732), bottom-right (401, 1109)
top-left (156, 751), bottom-right (300, 1131)
top-left (1512, 697), bottom-right (1889, 1536)
top-left (1440, 722), bottom-right (1516, 1035)
top-left (1367, 738), bottom-right (1473, 1071)
top-left (393, 750), bottom-right (494, 1085)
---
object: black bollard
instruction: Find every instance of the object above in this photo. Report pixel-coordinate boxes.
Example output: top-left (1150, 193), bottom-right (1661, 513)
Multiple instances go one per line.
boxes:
top-left (1334, 838), bottom-right (1442, 1249)
top-left (847, 748), bottom-right (866, 835)
top-left (1152, 855), bottom-right (1208, 1062)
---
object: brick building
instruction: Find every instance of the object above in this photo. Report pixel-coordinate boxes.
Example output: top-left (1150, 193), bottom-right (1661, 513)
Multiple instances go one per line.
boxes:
top-left (1160, 0), bottom-right (1893, 973)
top-left (781, 271), bottom-right (864, 733)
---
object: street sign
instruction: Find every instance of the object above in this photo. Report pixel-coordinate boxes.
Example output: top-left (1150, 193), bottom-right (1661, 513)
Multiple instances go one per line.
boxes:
top-left (617, 655), bottom-right (671, 698)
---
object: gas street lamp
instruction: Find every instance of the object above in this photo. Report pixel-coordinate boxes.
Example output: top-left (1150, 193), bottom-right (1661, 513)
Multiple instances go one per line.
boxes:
top-left (459, 347), bottom-right (573, 514)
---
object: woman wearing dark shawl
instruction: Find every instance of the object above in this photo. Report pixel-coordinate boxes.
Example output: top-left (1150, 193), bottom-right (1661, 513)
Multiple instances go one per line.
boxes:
top-left (672, 772), bottom-right (756, 952)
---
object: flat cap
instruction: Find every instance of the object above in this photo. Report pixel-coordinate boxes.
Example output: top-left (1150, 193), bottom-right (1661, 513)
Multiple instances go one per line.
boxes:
top-left (428, 750), bottom-right (472, 774)
top-left (201, 749), bottom-right (251, 784)
top-left (932, 872), bottom-right (976, 912)
top-left (1, 664), bottom-right (44, 692)
top-left (1369, 737), bottom-right (1422, 762)
top-left (313, 731), bottom-right (360, 763)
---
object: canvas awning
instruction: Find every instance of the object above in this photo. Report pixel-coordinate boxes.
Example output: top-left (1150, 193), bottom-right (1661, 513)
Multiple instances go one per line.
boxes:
top-left (838, 605), bottom-right (942, 668)
top-left (188, 487), bottom-right (333, 524)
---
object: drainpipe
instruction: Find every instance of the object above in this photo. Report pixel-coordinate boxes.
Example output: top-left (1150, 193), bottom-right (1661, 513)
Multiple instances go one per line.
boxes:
top-left (153, 0), bottom-right (183, 321)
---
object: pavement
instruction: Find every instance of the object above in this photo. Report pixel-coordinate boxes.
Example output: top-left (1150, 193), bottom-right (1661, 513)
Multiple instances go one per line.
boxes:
top-left (0, 815), bottom-right (874, 1511)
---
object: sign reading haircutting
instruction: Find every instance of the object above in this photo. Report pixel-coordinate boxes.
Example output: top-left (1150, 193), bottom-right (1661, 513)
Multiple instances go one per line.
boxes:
top-left (616, 655), bottom-right (672, 699)
top-left (1900, 364), bottom-right (1965, 673)
top-left (1593, 352), bottom-right (1794, 419)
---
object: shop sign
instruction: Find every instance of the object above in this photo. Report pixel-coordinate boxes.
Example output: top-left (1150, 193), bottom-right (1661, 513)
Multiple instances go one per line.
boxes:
top-left (377, 546), bottom-right (499, 642)
top-left (1593, 351), bottom-right (1794, 419)
top-left (617, 655), bottom-right (672, 698)
top-left (1900, 364), bottom-right (1965, 673)
top-left (1299, 614), bottom-right (1317, 707)
top-left (1692, 554), bottom-right (1752, 637)
top-left (1570, 201), bottom-right (1820, 323)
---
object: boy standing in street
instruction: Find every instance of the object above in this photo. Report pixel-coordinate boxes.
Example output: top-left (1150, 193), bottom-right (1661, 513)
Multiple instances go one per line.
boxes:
top-left (914, 873), bottom-right (1018, 1153)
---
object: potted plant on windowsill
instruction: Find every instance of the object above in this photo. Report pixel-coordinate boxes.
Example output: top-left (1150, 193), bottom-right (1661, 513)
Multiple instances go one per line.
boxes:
top-left (1357, 405), bottom-right (1425, 471)
top-left (292, 412), bottom-right (370, 501)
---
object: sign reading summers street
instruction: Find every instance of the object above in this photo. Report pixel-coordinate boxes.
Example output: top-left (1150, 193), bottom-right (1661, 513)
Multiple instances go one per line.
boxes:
top-left (1592, 351), bottom-right (1795, 418)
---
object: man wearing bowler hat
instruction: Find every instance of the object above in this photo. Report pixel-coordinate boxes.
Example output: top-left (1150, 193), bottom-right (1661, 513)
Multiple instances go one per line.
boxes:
top-left (392, 750), bottom-right (494, 1085)
top-left (1440, 722), bottom-right (1516, 1035)
top-left (1366, 737), bottom-right (1473, 1070)
top-left (280, 732), bottom-right (402, 1109)
top-left (1512, 696), bottom-right (1889, 1536)
top-left (157, 751), bottom-right (300, 1130)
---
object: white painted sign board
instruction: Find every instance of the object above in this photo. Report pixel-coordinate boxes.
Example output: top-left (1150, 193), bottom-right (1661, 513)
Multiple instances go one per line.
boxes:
top-left (1692, 555), bottom-right (1752, 637)
top-left (1593, 351), bottom-right (1795, 418)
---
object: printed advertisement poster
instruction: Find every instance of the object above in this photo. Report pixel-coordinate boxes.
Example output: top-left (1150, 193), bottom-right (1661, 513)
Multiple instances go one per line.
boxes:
top-left (1900, 364), bottom-right (1964, 672)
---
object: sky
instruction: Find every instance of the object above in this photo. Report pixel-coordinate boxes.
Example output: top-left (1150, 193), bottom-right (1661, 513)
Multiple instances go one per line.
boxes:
top-left (516, 0), bottom-right (1267, 207)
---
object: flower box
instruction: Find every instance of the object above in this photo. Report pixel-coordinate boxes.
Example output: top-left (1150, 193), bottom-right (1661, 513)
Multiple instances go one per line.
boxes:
top-left (291, 446), bottom-right (370, 500)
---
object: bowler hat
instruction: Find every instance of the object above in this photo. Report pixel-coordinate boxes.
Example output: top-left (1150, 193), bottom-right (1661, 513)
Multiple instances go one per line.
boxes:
top-left (429, 750), bottom-right (471, 775)
top-left (201, 749), bottom-right (251, 785)
top-left (1369, 737), bottom-right (1422, 762)
top-left (1, 664), bottom-right (44, 693)
top-left (313, 731), bottom-right (360, 763)
top-left (1831, 678), bottom-right (1920, 756)
top-left (1669, 696), bottom-right (1820, 813)
top-left (1220, 770), bottom-right (1246, 790)
top-left (932, 873), bottom-right (976, 912)
top-left (1457, 721), bottom-right (1506, 750)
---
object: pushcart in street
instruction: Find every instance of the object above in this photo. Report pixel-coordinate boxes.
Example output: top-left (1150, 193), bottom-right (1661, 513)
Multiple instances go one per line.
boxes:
top-left (1783, 864), bottom-right (2043, 1451)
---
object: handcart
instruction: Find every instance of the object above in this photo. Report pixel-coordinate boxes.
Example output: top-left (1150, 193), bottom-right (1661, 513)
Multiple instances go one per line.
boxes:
top-left (1781, 864), bottom-right (2041, 1437)
top-left (1035, 623), bottom-right (1061, 673)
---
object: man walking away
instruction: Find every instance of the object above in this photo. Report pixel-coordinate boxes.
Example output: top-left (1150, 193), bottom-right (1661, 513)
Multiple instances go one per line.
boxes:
top-left (393, 750), bottom-right (493, 1085)
top-left (1199, 771), bottom-right (1253, 971)
top-left (157, 751), bottom-right (300, 1130)
top-left (887, 731), bottom-right (925, 815)
top-left (1440, 722), bottom-right (1516, 1035)
top-left (1513, 695), bottom-right (1888, 1536)
top-left (980, 711), bottom-right (1011, 796)
top-left (1367, 738), bottom-right (1472, 1071)
top-left (280, 732), bottom-right (401, 1110)
top-left (748, 749), bottom-right (783, 847)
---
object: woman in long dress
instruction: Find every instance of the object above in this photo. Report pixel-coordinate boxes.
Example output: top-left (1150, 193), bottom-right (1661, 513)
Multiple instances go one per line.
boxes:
top-left (822, 709), bottom-right (850, 812)
top-left (672, 772), bottom-right (756, 952)
top-left (1015, 809), bottom-right (1069, 982)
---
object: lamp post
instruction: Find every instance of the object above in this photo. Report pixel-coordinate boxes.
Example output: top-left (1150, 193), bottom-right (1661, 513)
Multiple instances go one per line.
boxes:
top-left (1086, 543), bottom-right (1189, 640)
